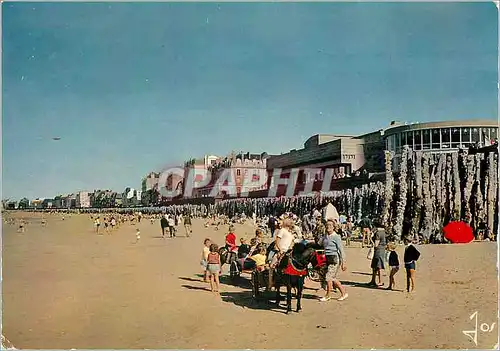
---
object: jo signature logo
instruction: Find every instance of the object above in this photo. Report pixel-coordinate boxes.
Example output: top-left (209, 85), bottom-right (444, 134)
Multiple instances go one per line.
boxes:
top-left (462, 311), bottom-right (496, 346)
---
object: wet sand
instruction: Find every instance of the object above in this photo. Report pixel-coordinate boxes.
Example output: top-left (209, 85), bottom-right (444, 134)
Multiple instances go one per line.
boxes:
top-left (2, 212), bottom-right (498, 349)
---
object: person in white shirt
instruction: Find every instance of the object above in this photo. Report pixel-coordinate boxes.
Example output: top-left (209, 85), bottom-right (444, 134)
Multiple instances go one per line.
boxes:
top-left (167, 215), bottom-right (176, 238)
top-left (322, 202), bottom-right (339, 222)
top-left (268, 218), bottom-right (295, 289)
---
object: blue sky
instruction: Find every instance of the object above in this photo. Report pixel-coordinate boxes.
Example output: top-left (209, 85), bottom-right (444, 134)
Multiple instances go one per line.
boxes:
top-left (2, 2), bottom-right (498, 199)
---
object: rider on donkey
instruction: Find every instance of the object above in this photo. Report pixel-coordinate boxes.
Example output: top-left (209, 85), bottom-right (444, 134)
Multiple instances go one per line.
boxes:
top-left (268, 216), bottom-right (296, 290)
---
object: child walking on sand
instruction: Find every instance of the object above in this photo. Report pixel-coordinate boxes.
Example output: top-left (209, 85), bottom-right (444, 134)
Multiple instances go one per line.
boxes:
top-left (135, 228), bottom-right (141, 243)
top-left (386, 242), bottom-right (400, 290)
top-left (206, 244), bottom-right (221, 293)
top-left (200, 238), bottom-right (211, 282)
top-left (403, 237), bottom-right (420, 293)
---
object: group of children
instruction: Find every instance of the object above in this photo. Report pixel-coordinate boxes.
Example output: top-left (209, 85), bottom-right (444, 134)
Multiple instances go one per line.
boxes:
top-left (200, 238), bottom-right (221, 293)
top-left (386, 237), bottom-right (421, 293)
top-left (93, 216), bottom-right (119, 234)
top-left (199, 227), bottom-right (268, 293)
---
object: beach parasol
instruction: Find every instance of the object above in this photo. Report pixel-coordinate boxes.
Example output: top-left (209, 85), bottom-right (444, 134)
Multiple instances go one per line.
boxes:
top-left (443, 221), bottom-right (474, 244)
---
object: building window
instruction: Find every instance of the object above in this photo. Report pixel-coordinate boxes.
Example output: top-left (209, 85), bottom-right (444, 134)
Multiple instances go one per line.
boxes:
top-left (461, 127), bottom-right (471, 147)
top-left (431, 129), bottom-right (440, 149)
top-left (441, 128), bottom-right (451, 148)
top-left (318, 169), bottom-right (325, 181)
top-left (422, 129), bottom-right (431, 150)
top-left (387, 135), bottom-right (393, 151)
top-left (414, 130), bottom-right (422, 150)
top-left (400, 132), bottom-right (407, 146)
top-left (471, 128), bottom-right (480, 144)
top-left (406, 131), bottom-right (414, 149)
top-left (395, 133), bottom-right (401, 150)
top-left (236, 169), bottom-right (241, 176)
top-left (482, 128), bottom-right (490, 143)
top-left (451, 128), bottom-right (460, 148)
top-left (490, 127), bottom-right (498, 142)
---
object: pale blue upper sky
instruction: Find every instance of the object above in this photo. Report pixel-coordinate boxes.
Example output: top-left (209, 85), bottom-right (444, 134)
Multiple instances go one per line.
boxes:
top-left (2, 2), bottom-right (498, 199)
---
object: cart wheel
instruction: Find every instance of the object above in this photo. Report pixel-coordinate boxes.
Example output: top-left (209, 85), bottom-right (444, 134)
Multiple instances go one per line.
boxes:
top-left (252, 271), bottom-right (260, 298)
top-left (307, 269), bottom-right (322, 282)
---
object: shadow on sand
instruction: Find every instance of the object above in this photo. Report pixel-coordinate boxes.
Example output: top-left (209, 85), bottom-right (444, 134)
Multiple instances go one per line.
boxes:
top-left (181, 284), bottom-right (211, 292)
top-left (179, 276), bottom-right (204, 283)
top-left (219, 275), bottom-right (253, 289)
top-left (351, 271), bottom-right (373, 276)
top-left (340, 280), bottom-right (391, 290)
top-left (219, 290), bottom-right (321, 314)
top-left (178, 275), bottom-right (253, 289)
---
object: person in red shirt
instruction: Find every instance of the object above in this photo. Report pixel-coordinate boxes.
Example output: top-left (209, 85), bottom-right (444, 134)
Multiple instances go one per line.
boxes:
top-left (225, 225), bottom-right (237, 252)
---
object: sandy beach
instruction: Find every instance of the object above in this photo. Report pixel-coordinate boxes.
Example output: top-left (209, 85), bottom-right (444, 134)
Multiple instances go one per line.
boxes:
top-left (2, 212), bottom-right (498, 349)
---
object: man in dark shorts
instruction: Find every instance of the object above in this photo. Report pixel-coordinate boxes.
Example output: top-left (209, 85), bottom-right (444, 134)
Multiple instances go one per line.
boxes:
top-left (160, 215), bottom-right (168, 238)
top-left (368, 224), bottom-right (387, 287)
top-left (268, 216), bottom-right (277, 238)
top-left (184, 213), bottom-right (192, 237)
top-left (359, 216), bottom-right (373, 248)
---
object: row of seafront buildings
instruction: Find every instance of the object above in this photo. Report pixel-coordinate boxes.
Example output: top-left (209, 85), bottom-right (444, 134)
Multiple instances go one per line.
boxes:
top-left (142, 119), bottom-right (499, 203)
top-left (4, 119), bottom-right (497, 210)
top-left (3, 188), bottom-right (144, 210)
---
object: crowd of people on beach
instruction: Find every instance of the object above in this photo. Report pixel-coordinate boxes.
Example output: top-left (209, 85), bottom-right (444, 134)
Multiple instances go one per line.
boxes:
top-left (198, 201), bottom-right (422, 300)
top-left (5, 197), bottom-right (424, 302)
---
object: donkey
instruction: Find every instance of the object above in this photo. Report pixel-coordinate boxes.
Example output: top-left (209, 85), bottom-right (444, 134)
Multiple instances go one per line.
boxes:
top-left (272, 242), bottom-right (318, 314)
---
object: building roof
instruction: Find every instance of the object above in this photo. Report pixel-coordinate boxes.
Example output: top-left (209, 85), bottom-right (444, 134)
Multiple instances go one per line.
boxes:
top-left (304, 134), bottom-right (356, 148)
top-left (384, 119), bottom-right (498, 136)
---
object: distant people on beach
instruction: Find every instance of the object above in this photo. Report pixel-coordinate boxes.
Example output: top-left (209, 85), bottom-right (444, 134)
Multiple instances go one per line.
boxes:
top-left (160, 215), bottom-right (169, 238)
top-left (167, 215), bottom-right (176, 237)
top-left (18, 219), bottom-right (25, 233)
top-left (94, 217), bottom-right (101, 234)
top-left (184, 213), bottom-right (192, 237)
top-left (359, 216), bottom-right (373, 248)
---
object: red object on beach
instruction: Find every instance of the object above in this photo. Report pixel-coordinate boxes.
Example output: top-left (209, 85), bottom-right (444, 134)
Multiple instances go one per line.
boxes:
top-left (443, 221), bottom-right (474, 243)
